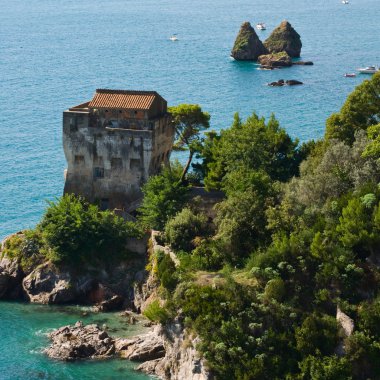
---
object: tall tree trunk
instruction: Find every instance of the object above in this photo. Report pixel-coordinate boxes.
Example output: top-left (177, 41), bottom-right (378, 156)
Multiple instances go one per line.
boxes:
top-left (180, 150), bottom-right (194, 183)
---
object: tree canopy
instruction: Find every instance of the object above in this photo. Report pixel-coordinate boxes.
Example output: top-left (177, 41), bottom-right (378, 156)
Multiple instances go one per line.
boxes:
top-left (325, 71), bottom-right (380, 143)
top-left (169, 104), bottom-right (210, 182)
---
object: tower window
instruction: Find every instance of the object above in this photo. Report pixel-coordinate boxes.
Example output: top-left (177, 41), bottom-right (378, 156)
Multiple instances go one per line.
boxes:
top-left (130, 159), bottom-right (141, 170)
top-left (93, 167), bottom-right (104, 179)
top-left (111, 157), bottom-right (122, 170)
top-left (74, 155), bottom-right (84, 164)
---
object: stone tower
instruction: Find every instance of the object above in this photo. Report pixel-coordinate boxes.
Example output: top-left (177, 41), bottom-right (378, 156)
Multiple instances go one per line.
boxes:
top-left (63, 89), bottom-right (174, 211)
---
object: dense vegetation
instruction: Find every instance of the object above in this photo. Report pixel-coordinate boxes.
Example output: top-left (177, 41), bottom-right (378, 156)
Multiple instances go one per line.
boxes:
top-left (3, 194), bottom-right (139, 268)
top-left (3, 72), bottom-right (379, 379)
top-left (141, 72), bottom-right (380, 379)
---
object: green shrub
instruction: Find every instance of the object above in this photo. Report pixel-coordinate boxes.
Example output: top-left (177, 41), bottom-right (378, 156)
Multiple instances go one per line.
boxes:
top-left (157, 254), bottom-right (178, 291)
top-left (192, 239), bottom-right (224, 270)
top-left (2, 230), bottom-right (44, 272)
top-left (263, 278), bottom-right (286, 302)
top-left (143, 300), bottom-right (169, 323)
top-left (165, 208), bottom-right (210, 252)
top-left (38, 194), bottom-right (138, 265)
top-left (298, 355), bottom-right (352, 380)
top-left (295, 314), bottom-right (339, 356)
top-left (138, 162), bottom-right (190, 230)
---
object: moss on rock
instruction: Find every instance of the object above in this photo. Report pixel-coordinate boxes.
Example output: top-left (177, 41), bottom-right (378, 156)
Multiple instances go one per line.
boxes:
top-left (264, 20), bottom-right (302, 58)
top-left (258, 51), bottom-right (292, 68)
top-left (231, 21), bottom-right (268, 61)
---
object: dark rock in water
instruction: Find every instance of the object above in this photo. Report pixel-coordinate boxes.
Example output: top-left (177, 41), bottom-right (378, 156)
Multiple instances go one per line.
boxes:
top-left (268, 79), bottom-right (285, 87)
top-left (45, 321), bottom-right (115, 361)
top-left (264, 20), bottom-right (302, 58)
top-left (293, 61), bottom-right (314, 65)
top-left (258, 51), bottom-right (292, 67)
top-left (268, 79), bottom-right (303, 87)
top-left (286, 79), bottom-right (303, 85)
top-left (231, 21), bottom-right (268, 61)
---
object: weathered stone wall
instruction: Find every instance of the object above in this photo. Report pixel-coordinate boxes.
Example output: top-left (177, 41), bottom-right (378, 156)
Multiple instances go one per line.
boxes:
top-left (63, 110), bottom-right (174, 210)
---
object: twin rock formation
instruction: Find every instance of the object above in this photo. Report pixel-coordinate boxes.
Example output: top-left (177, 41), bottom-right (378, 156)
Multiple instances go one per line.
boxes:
top-left (231, 20), bottom-right (303, 67)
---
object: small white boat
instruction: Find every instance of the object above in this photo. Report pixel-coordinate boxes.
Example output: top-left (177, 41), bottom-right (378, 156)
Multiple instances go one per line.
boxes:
top-left (342, 0), bottom-right (349, 4)
top-left (344, 73), bottom-right (356, 78)
top-left (169, 34), bottom-right (178, 41)
top-left (256, 23), bottom-right (266, 30)
top-left (357, 66), bottom-right (379, 74)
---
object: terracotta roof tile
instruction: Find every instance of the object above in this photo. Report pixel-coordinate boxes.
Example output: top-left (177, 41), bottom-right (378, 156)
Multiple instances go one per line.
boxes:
top-left (88, 89), bottom-right (159, 110)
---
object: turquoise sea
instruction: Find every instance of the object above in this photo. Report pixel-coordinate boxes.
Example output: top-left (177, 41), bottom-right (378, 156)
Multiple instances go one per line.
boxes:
top-left (0, 0), bottom-right (379, 378)
top-left (0, 302), bottom-right (151, 379)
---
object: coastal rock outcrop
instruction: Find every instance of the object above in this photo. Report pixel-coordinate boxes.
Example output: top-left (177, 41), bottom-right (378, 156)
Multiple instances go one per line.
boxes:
top-left (231, 21), bottom-right (268, 61)
top-left (45, 321), bottom-right (115, 361)
top-left (22, 263), bottom-right (76, 304)
top-left (0, 255), bottom-right (23, 299)
top-left (264, 20), bottom-right (302, 57)
top-left (118, 322), bottom-right (212, 380)
top-left (116, 325), bottom-right (165, 361)
top-left (0, 233), bottom-right (26, 299)
top-left (258, 51), bottom-right (292, 68)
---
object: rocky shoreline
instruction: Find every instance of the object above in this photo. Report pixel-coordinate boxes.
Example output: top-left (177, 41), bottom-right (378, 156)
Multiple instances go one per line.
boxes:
top-left (1, 232), bottom-right (212, 380)
top-left (45, 320), bottom-right (211, 380)
top-left (0, 232), bottom-right (147, 310)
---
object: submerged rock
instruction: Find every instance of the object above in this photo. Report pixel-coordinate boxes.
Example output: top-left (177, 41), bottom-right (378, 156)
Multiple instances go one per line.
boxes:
top-left (231, 21), bottom-right (268, 61)
top-left (268, 79), bottom-right (303, 87)
top-left (45, 321), bottom-right (115, 361)
top-left (286, 79), bottom-right (303, 85)
top-left (293, 61), bottom-right (314, 65)
top-left (258, 51), bottom-right (292, 68)
top-left (264, 20), bottom-right (302, 58)
top-left (268, 79), bottom-right (285, 87)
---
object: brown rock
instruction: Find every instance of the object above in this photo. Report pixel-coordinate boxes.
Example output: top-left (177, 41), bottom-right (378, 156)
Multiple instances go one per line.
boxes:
top-left (264, 20), bottom-right (302, 57)
top-left (45, 322), bottom-right (115, 361)
top-left (231, 22), bottom-right (268, 61)
top-left (258, 51), bottom-right (292, 68)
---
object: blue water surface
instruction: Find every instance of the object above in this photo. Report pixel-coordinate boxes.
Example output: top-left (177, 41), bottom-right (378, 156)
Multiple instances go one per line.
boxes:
top-left (0, 1), bottom-right (379, 378)
top-left (0, 0), bottom-right (379, 239)
top-left (0, 302), bottom-right (152, 380)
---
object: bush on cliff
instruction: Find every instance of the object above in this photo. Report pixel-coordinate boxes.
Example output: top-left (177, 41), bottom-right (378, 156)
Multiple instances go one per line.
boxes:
top-left (138, 161), bottom-right (190, 231)
top-left (165, 208), bottom-right (210, 252)
top-left (2, 230), bottom-right (44, 272)
top-left (37, 194), bottom-right (139, 265)
top-left (143, 74), bottom-right (380, 379)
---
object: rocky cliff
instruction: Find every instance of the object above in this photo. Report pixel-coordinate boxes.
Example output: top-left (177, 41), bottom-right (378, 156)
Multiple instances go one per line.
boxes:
top-left (231, 21), bottom-right (268, 61)
top-left (0, 233), bottom-right (145, 310)
top-left (264, 20), bottom-right (302, 58)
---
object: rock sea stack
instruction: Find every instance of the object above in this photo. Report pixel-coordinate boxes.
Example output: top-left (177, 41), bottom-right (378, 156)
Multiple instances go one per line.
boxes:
top-left (258, 51), bottom-right (292, 68)
top-left (231, 21), bottom-right (268, 61)
top-left (264, 20), bottom-right (302, 58)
